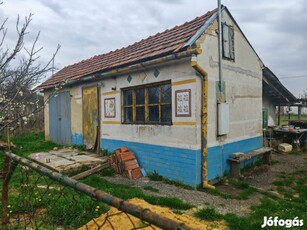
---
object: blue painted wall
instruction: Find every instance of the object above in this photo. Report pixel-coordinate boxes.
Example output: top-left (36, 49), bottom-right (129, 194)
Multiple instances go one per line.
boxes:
top-left (101, 139), bottom-right (202, 187)
top-left (72, 133), bottom-right (83, 146)
top-left (207, 136), bottom-right (263, 180)
top-left (101, 136), bottom-right (262, 187)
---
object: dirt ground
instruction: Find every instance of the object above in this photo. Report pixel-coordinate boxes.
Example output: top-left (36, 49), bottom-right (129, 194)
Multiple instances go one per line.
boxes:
top-left (79, 198), bottom-right (228, 230)
top-left (102, 151), bottom-right (307, 217)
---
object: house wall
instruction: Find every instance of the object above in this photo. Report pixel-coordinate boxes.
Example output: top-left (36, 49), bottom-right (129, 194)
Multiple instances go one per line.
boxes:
top-left (98, 61), bottom-right (202, 187)
top-left (196, 10), bottom-right (263, 179)
top-left (44, 60), bottom-right (203, 187)
top-left (263, 94), bottom-right (277, 126)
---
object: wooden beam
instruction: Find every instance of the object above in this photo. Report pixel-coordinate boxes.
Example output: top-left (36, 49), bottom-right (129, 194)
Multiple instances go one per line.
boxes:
top-left (71, 163), bottom-right (109, 180)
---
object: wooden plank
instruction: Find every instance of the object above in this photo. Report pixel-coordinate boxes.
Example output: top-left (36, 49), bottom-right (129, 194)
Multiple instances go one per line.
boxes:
top-left (229, 147), bottom-right (273, 162)
top-left (71, 163), bottom-right (109, 180)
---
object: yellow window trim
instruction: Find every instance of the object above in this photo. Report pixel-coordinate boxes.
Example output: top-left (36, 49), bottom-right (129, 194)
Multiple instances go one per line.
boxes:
top-left (102, 90), bottom-right (120, 96)
top-left (173, 121), bottom-right (196, 126)
top-left (171, 78), bottom-right (196, 86)
top-left (102, 121), bottom-right (121, 124)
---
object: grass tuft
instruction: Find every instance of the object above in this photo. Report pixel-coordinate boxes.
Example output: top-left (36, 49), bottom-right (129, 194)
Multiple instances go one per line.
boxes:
top-left (194, 208), bottom-right (223, 221)
top-left (143, 186), bottom-right (159, 193)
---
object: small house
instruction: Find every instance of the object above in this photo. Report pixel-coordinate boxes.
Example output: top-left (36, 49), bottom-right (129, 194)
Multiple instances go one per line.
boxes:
top-left (39, 6), bottom-right (268, 187)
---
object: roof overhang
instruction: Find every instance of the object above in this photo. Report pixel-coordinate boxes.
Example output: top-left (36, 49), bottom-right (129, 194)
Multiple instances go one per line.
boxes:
top-left (263, 67), bottom-right (298, 106)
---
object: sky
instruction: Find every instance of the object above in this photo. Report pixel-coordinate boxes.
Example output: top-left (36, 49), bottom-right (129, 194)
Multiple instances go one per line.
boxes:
top-left (1, 0), bottom-right (306, 97)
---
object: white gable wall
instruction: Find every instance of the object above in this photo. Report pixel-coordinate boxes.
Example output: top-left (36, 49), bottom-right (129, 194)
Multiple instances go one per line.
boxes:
top-left (197, 10), bottom-right (263, 146)
top-left (196, 10), bottom-right (263, 179)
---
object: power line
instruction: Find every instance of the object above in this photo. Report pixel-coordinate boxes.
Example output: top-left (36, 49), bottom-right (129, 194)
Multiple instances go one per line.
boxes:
top-left (279, 75), bottom-right (307, 79)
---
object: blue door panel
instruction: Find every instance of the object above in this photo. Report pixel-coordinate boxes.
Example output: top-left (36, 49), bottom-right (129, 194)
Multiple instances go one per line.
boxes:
top-left (49, 92), bottom-right (72, 145)
top-left (60, 92), bottom-right (72, 145)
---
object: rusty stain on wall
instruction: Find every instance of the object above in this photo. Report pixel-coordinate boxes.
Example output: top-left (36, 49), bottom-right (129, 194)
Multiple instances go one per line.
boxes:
top-left (83, 87), bottom-right (99, 150)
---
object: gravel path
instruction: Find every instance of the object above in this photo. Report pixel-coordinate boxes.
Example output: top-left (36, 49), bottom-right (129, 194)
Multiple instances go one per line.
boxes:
top-left (102, 151), bottom-right (307, 217)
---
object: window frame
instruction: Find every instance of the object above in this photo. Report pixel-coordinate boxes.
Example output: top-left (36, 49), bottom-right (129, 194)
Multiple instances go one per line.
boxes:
top-left (122, 81), bottom-right (172, 125)
top-left (222, 23), bottom-right (235, 61)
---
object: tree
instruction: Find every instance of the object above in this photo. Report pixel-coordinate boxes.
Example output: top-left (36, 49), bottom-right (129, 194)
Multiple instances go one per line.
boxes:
top-left (0, 3), bottom-right (60, 133)
top-left (300, 90), bottom-right (307, 100)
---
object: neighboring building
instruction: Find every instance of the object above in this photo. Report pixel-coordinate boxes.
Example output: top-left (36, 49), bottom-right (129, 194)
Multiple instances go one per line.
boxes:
top-left (262, 67), bottom-right (297, 127)
top-left (39, 6), bottom-right (266, 187)
top-left (283, 105), bottom-right (307, 116)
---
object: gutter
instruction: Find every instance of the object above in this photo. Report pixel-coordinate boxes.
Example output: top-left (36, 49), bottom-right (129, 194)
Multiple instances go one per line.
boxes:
top-left (40, 48), bottom-right (202, 91)
top-left (217, 0), bottom-right (224, 99)
top-left (191, 53), bottom-right (215, 190)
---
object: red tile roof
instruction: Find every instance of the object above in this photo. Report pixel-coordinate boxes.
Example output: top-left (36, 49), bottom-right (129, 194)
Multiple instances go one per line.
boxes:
top-left (39, 9), bottom-right (217, 89)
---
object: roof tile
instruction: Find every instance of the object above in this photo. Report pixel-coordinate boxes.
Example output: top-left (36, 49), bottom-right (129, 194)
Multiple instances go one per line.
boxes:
top-left (39, 9), bottom-right (217, 89)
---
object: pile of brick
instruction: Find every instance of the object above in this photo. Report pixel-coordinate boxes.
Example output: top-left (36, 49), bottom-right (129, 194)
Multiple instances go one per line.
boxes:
top-left (109, 146), bottom-right (143, 179)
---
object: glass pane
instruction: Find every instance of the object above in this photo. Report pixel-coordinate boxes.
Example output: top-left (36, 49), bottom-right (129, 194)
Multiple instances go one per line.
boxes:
top-left (124, 90), bottom-right (133, 106)
top-left (161, 84), bottom-right (171, 103)
top-left (161, 105), bottom-right (172, 123)
top-left (136, 106), bottom-right (145, 122)
top-left (149, 87), bottom-right (159, 104)
top-left (149, 105), bottom-right (159, 122)
top-left (136, 88), bottom-right (145, 105)
top-left (124, 107), bottom-right (132, 123)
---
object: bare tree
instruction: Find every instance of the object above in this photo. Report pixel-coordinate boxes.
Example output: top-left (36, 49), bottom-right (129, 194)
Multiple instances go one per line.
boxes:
top-left (0, 4), bottom-right (60, 133)
top-left (300, 90), bottom-right (307, 100)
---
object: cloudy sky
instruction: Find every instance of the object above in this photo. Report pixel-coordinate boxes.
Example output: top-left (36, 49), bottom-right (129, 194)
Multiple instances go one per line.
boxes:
top-left (1, 0), bottom-right (306, 96)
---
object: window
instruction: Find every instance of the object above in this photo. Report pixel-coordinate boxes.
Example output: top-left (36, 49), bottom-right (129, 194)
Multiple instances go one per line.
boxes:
top-left (222, 23), bottom-right (234, 60)
top-left (123, 81), bottom-right (172, 125)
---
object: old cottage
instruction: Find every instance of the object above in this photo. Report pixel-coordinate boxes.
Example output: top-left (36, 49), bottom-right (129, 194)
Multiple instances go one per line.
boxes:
top-left (39, 6), bottom-right (268, 187)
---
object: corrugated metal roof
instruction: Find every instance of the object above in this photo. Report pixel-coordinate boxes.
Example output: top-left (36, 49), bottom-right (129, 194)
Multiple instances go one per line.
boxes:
top-left (38, 8), bottom-right (218, 89)
top-left (263, 67), bottom-right (297, 105)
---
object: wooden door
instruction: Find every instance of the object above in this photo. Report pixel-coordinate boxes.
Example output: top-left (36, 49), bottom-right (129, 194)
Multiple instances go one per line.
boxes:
top-left (82, 87), bottom-right (99, 150)
top-left (49, 91), bottom-right (72, 145)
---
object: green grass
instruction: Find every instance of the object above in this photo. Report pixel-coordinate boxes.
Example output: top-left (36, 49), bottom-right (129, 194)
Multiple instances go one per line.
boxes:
top-left (194, 208), bottom-right (223, 221)
top-left (147, 171), bottom-right (194, 190)
top-left (147, 170), bottom-right (163, 181)
top-left (99, 167), bottom-right (116, 177)
top-left (279, 114), bottom-right (307, 125)
top-left (198, 187), bottom-right (232, 199)
top-left (288, 150), bottom-right (301, 155)
top-left (1, 132), bottom-right (194, 229)
top-left (1, 132), bottom-right (103, 228)
top-left (195, 170), bottom-right (307, 230)
top-left (0, 132), bottom-right (107, 228)
top-left (3, 131), bottom-right (307, 229)
top-left (82, 175), bottom-right (194, 210)
top-left (10, 132), bottom-right (61, 157)
top-left (143, 185), bottom-right (159, 193)
top-left (198, 179), bottom-right (257, 200)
